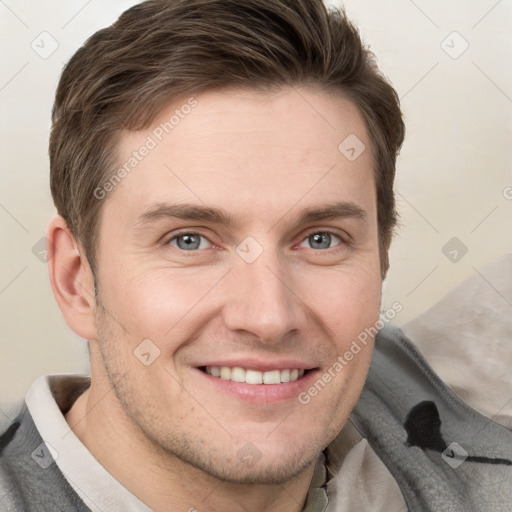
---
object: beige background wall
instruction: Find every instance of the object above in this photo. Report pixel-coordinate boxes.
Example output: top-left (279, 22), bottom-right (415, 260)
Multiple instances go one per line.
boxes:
top-left (1, 0), bottom-right (511, 406)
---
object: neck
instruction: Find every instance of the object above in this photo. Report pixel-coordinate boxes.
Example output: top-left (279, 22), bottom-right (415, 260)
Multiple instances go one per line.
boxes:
top-left (65, 383), bottom-right (319, 512)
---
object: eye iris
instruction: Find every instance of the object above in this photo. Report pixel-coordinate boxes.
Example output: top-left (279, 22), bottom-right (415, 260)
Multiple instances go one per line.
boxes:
top-left (173, 233), bottom-right (335, 251)
top-left (310, 233), bottom-right (331, 249)
top-left (177, 234), bottom-right (200, 250)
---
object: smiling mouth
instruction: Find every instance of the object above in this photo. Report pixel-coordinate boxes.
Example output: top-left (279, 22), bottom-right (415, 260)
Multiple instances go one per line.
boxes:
top-left (200, 366), bottom-right (310, 385)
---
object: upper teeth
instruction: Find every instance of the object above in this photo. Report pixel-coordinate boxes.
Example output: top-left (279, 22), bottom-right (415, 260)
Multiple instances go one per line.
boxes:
top-left (205, 367), bottom-right (305, 385)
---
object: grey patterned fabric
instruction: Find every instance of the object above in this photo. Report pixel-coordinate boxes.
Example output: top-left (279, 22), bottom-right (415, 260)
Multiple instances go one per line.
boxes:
top-left (0, 403), bottom-right (89, 511)
top-left (351, 324), bottom-right (512, 512)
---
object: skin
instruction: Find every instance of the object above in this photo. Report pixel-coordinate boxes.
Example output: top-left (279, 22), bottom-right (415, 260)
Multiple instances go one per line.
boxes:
top-left (49, 86), bottom-right (384, 512)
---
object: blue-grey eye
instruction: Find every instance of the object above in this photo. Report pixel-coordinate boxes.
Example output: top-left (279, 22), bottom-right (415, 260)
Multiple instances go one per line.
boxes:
top-left (300, 232), bottom-right (342, 250)
top-left (169, 233), bottom-right (211, 251)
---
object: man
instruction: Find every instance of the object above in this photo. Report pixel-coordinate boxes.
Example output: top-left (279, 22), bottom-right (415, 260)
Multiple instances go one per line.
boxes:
top-left (1, 1), bottom-right (510, 511)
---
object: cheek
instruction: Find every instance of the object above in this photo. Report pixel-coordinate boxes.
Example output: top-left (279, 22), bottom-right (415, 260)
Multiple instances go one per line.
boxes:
top-left (304, 262), bottom-right (382, 336)
top-left (100, 266), bottom-right (223, 342)
top-left (97, 246), bottom-right (382, 355)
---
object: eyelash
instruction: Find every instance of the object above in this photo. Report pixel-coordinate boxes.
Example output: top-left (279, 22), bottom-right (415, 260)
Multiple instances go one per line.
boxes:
top-left (164, 229), bottom-right (349, 253)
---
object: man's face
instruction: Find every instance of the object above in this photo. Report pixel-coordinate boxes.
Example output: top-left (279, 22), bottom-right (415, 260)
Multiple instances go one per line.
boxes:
top-left (91, 86), bottom-right (382, 484)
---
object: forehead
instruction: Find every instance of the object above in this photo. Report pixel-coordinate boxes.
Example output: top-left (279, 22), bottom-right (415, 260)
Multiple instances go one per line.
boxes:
top-left (108, 86), bottom-right (375, 227)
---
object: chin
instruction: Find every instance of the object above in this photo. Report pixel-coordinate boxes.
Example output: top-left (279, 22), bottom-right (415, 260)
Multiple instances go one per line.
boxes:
top-left (177, 445), bottom-right (319, 485)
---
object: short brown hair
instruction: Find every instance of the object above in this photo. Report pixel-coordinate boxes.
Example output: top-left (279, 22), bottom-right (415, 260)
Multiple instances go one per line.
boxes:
top-left (50, 0), bottom-right (405, 278)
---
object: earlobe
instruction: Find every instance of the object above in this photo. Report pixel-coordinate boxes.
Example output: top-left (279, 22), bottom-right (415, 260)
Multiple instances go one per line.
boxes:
top-left (46, 215), bottom-right (97, 341)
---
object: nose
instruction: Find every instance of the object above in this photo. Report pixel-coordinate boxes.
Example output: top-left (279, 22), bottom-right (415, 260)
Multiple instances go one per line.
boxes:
top-left (221, 248), bottom-right (307, 345)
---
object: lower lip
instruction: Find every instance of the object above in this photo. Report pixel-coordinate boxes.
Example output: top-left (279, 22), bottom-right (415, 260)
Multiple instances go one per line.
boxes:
top-left (194, 368), bottom-right (319, 404)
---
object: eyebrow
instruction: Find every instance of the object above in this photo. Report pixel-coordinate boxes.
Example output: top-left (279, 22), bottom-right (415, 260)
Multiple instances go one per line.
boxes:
top-left (135, 201), bottom-right (368, 230)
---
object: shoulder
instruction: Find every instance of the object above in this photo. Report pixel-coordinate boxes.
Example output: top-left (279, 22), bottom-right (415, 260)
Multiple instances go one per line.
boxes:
top-left (0, 404), bottom-right (34, 511)
top-left (0, 402), bottom-right (90, 512)
top-left (351, 324), bottom-right (512, 510)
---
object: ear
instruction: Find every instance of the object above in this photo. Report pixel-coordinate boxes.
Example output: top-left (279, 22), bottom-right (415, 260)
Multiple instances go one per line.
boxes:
top-left (46, 215), bottom-right (97, 341)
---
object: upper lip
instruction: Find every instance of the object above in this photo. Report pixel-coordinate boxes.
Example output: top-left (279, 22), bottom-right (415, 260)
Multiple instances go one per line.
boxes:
top-left (195, 358), bottom-right (316, 372)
